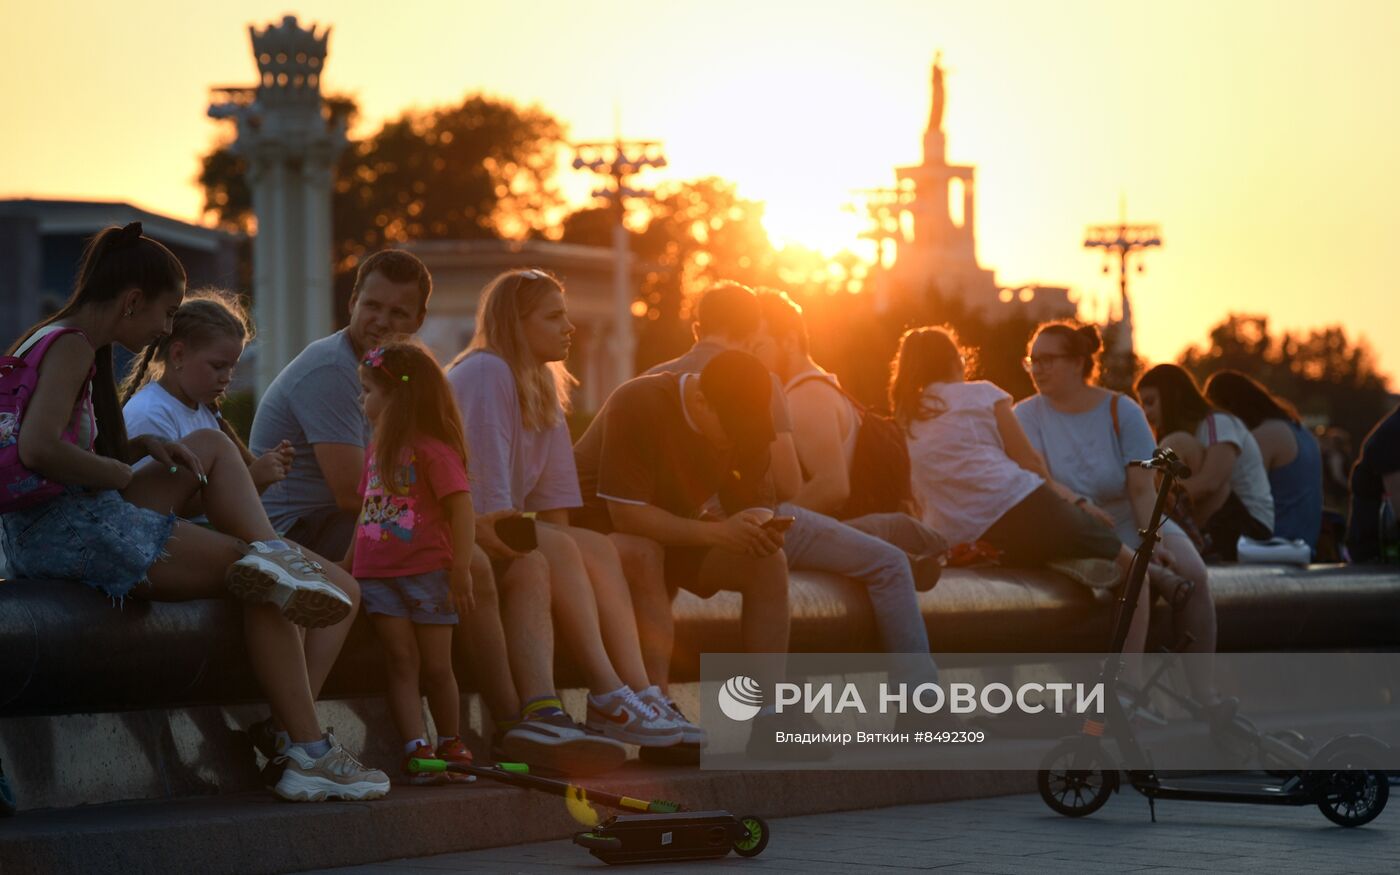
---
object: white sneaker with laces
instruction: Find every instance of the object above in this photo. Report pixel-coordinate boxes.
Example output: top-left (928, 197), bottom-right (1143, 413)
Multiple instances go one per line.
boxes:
top-left (586, 686), bottom-right (684, 747)
top-left (226, 541), bottom-right (352, 628)
top-left (273, 733), bottom-right (390, 802)
top-left (636, 686), bottom-right (707, 747)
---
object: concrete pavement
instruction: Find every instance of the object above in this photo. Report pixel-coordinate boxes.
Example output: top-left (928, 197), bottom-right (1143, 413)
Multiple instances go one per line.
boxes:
top-left (299, 789), bottom-right (1399, 874)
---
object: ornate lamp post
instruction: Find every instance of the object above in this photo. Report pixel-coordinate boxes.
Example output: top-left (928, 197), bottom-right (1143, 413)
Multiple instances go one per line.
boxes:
top-left (209, 15), bottom-right (347, 397)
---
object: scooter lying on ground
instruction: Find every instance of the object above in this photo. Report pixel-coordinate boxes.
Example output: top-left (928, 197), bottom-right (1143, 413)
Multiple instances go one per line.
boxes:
top-left (408, 757), bottom-right (770, 864)
top-left (1037, 447), bottom-right (1391, 828)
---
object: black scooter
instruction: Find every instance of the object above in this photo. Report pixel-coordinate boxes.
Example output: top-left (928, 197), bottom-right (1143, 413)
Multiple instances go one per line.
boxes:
top-left (408, 757), bottom-right (770, 864)
top-left (1036, 447), bottom-right (1391, 827)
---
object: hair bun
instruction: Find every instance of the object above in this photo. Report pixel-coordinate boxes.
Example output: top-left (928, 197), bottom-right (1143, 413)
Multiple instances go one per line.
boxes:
top-left (114, 222), bottom-right (144, 249)
top-left (1075, 324), bottom-right (1102, 354)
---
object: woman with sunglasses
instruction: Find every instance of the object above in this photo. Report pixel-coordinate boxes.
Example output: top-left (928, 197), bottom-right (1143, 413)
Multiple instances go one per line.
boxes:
top-left (1014, 322), bottom-right (1221, 707)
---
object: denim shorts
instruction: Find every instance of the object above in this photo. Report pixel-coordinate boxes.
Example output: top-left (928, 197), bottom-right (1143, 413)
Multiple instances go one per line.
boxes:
top-left (0, 488), bottom-right (176, 600)
top-left (360, 569), bottom-right (457, 624)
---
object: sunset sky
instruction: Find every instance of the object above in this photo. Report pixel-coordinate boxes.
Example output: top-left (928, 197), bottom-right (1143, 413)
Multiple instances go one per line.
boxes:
top-left (2, 0), bottom-right (1397, 382)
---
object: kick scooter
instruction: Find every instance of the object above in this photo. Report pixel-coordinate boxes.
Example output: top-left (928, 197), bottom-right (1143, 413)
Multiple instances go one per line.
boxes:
top-left (408, 757), bottom-right (770, 864)
top-left (1037, 448), bottom-right (1391, 827)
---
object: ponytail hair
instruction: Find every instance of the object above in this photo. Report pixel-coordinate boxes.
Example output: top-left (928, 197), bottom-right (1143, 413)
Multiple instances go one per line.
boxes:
top-left (889, 325), bottom-right (971, 435)
top-left (448, 268), bottom-right (577, 430)
top-left (9, 222), bottom-right (187, 461)
top-left (1030, 320), bottom-right (1102, 381)
top-left (363, 338), bottom-right (470, 494)
top-left (119, 289), bottom-right (257, 463)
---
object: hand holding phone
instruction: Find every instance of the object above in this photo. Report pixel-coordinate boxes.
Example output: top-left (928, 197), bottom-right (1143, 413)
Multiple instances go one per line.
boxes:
top-left (760, 515), bottom-right (795, 533)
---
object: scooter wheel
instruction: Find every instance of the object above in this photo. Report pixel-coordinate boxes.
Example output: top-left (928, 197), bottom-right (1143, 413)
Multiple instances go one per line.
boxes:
top-left (1038, 738), bottom-right (1115, 818)
top-left (733, 815), bottom-right (770, 857)
top-left (1317, 768), bottom-right (1389, 828)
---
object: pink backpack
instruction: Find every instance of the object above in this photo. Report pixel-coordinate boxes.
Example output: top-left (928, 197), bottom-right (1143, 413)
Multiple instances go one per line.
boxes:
top-left (0, 327), bottom-right (95, 512)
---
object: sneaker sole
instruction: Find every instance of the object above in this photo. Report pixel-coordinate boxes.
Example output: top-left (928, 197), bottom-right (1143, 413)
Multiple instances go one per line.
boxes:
top-left (585, 717), bottom-right (686, 748)
top-left (274, 772), bottom-right (390, 802)
top-left (226, 562), bottom-right (352, 629)
top-left (500, 734), bottom-right (628, 778)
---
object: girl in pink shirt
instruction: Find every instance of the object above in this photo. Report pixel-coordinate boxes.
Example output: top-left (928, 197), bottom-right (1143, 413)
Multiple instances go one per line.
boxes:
top-left (346, 339), bottom-right (477, 783)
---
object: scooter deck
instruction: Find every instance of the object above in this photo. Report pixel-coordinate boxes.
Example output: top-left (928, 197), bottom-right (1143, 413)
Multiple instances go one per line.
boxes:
top-left (1136, 773), bottom-right (1313, 805)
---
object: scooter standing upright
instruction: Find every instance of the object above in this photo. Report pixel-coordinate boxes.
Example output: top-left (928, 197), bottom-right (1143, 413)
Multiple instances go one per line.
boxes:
top-left (1036, 447), bottom-right (1390, 827)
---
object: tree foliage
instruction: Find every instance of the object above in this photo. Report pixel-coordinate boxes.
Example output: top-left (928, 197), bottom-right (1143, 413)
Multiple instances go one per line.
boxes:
top-left (1179, 313), bottom-right (1392, 440)
top-left (200, 93), bottom-right (566, 273)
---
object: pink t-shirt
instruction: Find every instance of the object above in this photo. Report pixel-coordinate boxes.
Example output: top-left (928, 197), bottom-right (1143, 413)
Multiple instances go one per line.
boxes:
top-left (351, 437), bottom-right (471, 579)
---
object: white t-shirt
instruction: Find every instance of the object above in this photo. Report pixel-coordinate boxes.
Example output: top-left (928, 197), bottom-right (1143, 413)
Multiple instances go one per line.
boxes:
top-left (1197, 411), bottom-right (1275, 530)
top-left (907, 380), bottom-right (1044, 545)
top-left (123, 382), bottom-right (220, 470)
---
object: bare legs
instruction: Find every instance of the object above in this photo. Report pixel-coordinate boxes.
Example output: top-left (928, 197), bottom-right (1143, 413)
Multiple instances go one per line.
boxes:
top-left (122, 428), bottom-right (351, 742)
top-left (372, 616), bottom-right (458, 744)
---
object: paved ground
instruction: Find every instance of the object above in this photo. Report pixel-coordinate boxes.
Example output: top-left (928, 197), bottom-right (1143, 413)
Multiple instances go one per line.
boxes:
top-left (300, 790), bottom-right (1397, 874)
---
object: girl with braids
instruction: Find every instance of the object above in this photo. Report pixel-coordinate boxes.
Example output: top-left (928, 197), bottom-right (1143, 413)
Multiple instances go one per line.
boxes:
top-left (0, 223), bottom-right (388, 802)
top-left (889, 325), bottom-right (1154, 659)
top-left (121, 290), bottom-right (294, 495)
top-left (1014, 321), bottom-right (1223, 710)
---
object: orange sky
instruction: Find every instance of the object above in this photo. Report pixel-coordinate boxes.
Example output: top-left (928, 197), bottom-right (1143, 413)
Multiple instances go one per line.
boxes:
top-left (2, 0), bottom-right (1397, 383)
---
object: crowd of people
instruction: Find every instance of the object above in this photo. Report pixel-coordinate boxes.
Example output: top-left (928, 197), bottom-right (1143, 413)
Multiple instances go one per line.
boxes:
top-left (2, 224), bottom-right (1396, 804)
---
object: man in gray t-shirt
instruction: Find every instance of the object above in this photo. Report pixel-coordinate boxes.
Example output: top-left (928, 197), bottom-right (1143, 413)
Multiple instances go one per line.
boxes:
top-left (251, 251), bottom-right (430, 558)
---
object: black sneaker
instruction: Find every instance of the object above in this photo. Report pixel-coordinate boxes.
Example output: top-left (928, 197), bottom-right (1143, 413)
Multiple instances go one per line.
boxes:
top-left (497, 712), bottom-right (627, 777)
top-left (910, 551), bottom-right (945, 593)
top-left (247, 718), bottom-right (287, 787)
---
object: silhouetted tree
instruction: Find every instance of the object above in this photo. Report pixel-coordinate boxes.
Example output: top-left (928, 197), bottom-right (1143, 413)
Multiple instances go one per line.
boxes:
top-left (1179, 313), bottom-right (1391, 441)
top-left (200, 93), bottom-right (566, 273)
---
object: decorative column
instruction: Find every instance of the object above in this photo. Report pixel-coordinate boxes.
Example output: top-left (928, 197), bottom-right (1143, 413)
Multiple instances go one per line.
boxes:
top-left (209, 15), bottom-right (346, 397)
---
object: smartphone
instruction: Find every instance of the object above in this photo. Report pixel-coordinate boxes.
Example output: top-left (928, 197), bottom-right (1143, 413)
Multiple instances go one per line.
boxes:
top-left (495, 516), bottom-right (538, 552)
top-left (760, 515), bottom-right (795, 533)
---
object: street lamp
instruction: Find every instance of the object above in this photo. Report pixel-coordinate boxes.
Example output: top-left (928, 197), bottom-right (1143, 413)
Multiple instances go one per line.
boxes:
top-left (572, 139), bottom-right (667, 392)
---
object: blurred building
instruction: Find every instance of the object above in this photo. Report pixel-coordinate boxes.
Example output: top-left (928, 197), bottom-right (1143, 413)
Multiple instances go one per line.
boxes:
top-left (887, 57), bottom-right (1074, 323)
top-left (0, 198), bottom-right (244, 354)
top-left (404, 239), bottom-right (643, 413)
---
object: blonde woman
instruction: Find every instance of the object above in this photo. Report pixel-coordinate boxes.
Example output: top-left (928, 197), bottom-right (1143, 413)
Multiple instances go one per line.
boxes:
top-left (447, 269), bottom-right (701, 750)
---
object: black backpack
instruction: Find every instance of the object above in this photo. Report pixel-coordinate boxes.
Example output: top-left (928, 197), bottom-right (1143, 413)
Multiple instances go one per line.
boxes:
top-left (790, 375), bottom-right (912, 520)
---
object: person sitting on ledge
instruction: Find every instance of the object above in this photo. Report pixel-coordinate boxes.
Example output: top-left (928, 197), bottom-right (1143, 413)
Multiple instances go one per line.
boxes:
top-left (0, 223), bottom-right (387, 802)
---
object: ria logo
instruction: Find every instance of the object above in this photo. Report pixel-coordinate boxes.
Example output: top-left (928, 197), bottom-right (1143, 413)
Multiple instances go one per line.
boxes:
top-left (717, 675), bottom-right (764, 721)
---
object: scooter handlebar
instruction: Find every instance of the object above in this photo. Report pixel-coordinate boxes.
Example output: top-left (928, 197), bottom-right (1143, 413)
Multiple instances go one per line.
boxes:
top-left (1132, 448), bottom-right (1192, 479)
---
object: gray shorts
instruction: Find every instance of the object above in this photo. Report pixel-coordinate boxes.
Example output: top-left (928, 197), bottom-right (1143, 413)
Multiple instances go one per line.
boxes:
top-left (360, 569), bottom-right (458, 625)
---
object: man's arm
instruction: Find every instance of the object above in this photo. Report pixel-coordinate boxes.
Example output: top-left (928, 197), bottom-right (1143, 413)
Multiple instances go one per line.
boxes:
top-left (787, 385), bottom-right (850, 515)
top-left (770, 432), bottom-right (802, 504)
top-left (608, 500), bottom-right (781, 556)
top-left (313, 442), bottom-right (366, 512)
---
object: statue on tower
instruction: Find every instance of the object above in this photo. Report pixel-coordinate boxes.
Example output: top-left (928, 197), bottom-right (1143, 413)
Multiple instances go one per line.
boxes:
top-left (929, 51), bottom-right (945, 131)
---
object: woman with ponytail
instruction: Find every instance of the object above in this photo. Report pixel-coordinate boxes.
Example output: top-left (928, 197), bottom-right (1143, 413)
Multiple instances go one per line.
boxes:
top-left (1013, 321), bottom-right (1221, 708)
top-left (1, 223), bottom-right (388, 802)
top-left (121, 289), bottom-right (294, 495)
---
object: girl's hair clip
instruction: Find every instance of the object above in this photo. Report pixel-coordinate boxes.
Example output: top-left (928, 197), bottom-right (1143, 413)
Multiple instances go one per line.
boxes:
top-left (520, 269), bottom-right (543, 280)
top-left (363, 346), bottom-right (408, 382)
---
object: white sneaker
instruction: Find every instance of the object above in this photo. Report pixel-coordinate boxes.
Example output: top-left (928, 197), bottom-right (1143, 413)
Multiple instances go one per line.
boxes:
top-left (636, 686), bottom-right (707, 747)
top-left (273, 733), bottom-right (390, 802)
top-left (226, 541), bottom-right (352, 628)
top-left (586, 686), bottom-right (684, 747)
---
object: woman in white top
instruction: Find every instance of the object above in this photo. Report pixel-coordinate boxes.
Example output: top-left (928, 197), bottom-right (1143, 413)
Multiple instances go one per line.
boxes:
top-left (1014, 322), bottom-right (1220, 706)
top-left (1135, 364), bottom-right (1274, 562)
top-left (891, 326), bottom-right (1150, 656)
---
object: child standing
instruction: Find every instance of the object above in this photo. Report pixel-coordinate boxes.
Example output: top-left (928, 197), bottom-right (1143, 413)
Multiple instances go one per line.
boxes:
top-left (348, 339), bottom-right (478, 783)
top-left (121, 290), bottom-right (295, 495)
